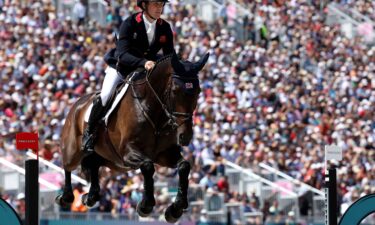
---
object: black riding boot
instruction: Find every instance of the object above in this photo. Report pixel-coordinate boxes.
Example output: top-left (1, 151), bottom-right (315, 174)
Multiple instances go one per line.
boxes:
top-left (81, 96), bottom-right (106, 154)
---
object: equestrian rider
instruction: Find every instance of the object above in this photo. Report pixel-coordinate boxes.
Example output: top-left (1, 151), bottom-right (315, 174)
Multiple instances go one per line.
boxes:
top-left (81, 0), bottom-right (175, 154)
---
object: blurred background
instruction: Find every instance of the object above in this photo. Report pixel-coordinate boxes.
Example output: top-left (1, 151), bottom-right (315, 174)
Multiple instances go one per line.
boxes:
top-left (0, 0), bottom-right (374, 224)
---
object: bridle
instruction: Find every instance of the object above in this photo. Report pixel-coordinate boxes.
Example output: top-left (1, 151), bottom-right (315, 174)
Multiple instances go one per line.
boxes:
top-left (131, 68), bottom-right (198, 136)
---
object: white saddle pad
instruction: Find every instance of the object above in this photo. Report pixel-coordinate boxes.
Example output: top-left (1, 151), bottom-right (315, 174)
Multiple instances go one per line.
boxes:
top-left (84, 75), bottom-right (134, 125)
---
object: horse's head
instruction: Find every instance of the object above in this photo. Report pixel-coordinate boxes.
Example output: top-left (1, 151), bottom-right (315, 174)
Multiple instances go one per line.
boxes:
top-left (169, 53), bottom-right (209, 146)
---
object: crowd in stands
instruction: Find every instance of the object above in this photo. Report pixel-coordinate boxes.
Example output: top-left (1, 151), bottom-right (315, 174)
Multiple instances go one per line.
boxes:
top-left (0, 0), bottom-right (374, 223)
top-left (338, 0), bottom-right (375, 21)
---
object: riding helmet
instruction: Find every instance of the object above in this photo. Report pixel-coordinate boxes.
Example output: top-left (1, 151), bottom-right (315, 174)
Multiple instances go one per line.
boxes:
top-left (137, 0), bottom-right (169, 10)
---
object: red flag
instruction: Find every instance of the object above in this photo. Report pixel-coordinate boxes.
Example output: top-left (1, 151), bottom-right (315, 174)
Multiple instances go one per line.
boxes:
top-left (16, 132), bottom-right (39, 151)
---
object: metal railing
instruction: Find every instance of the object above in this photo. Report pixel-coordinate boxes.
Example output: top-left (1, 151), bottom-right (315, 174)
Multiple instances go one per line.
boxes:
top-left (0, 157), bottom-right (59, 191)
top-left (326, 3), bottom-right (360, 26)
top-left (326, 2), bottom-right (375, 44)
top-left (225, 161), bottom-right (298, 198)
top-left (54, 0), bottom-right (108, 25)
top-left (224, 160), bottom-right (301, 221)
top-left (26, 151), bottom-right (88, 186)
top-left (184, 0), bottom-right (250, 42)
top-left (330, 2), bottom-right (375, 25)
top-left (259, 163), bottom-right (324, 197)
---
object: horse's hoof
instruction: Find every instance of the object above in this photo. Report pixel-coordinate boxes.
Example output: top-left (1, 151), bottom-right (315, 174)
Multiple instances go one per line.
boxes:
top-left (55, 194), bottom-right (63, 205)
top-left (55, 194), bottom-right (71, 208)
top-left (165, 204), bottom-right (183, 223)
top-left (82, 193), bottom-right (98, 208)
top-left (136, 201), bottom-right (153, 217)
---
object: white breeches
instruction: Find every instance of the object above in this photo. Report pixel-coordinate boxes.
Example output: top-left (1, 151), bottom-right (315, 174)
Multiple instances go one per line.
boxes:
top-left (100, 67), bottom-right (122, 106)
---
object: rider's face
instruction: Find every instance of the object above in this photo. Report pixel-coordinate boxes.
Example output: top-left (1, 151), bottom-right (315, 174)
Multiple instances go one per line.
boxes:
top-left (145, 2), bottom-right (164, 20)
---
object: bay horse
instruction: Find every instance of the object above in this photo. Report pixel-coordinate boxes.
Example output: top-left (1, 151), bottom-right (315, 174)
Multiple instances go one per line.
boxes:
top-left (55, 53), bottom-right (209, 223)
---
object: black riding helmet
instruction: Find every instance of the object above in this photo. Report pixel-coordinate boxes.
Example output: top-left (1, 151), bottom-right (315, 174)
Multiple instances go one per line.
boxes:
top-left (137, 0), bottom-right (169, 10)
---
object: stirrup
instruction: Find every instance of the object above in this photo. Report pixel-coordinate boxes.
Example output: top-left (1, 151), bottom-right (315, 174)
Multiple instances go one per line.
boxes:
top-left (81, 132), bottom-right (95, 153)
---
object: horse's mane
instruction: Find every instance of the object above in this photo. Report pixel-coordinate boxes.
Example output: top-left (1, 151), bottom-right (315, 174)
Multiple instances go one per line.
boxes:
top-left (148, 54), bottom-right (174, 78)
top-left (155, 54), bottom-right (173, 65)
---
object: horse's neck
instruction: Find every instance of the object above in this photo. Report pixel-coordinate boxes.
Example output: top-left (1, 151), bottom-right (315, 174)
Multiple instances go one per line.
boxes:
top-left (143, 62), bottom-right (172, 125)
top-left (148, 62), bottom-right (172, 96)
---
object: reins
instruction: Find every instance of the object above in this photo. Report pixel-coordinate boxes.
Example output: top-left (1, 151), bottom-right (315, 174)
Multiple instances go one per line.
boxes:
top-left (129, 60), bottom-right (194, 136)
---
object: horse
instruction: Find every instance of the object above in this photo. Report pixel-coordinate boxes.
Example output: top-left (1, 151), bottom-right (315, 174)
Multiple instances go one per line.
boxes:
top-left (55, 53), bottom-right (209, 223)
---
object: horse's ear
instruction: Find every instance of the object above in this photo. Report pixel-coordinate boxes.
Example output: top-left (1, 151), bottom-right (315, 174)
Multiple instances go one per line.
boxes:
top-left (194, 53), bottom-right (210, 72)
top-left (171, 52), bottom-right (185, 74)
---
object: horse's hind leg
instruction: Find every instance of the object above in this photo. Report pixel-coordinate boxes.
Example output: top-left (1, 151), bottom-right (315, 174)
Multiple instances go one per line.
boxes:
top-left (55, 170), bottom-right (74, 207)
top-left (137, 160), bottom-right (156, 217)
top-left (81, 154), bottom-right (101, 207)
top-left (165, 159), bottom-right (190, 223)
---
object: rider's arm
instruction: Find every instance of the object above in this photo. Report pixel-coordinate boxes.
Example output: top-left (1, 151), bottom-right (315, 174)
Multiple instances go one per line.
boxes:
top-left (115, 17), bottom-right (147, 68)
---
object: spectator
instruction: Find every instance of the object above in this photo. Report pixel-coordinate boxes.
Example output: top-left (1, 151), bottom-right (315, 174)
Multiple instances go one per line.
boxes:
top-left (199, 172), bottom-right (215, 189)
top-left (250, 190), bottom-right (260, 209)
top-left (216, 175), bottom-right (229, 193)
top-left (249, 198), bottom-right (261, 212)
top-left (72, 0), bottom-right (86, 26)
top-left (15, 193), bottom-right (25, 218)
top-left (71, 183), bottom-right (87, 212)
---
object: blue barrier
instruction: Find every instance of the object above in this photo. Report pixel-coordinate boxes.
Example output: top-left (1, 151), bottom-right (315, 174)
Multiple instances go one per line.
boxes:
top-left (339, 193), bottom-right (375, 225)
top-left (0, 198), bottom-right (22, 225)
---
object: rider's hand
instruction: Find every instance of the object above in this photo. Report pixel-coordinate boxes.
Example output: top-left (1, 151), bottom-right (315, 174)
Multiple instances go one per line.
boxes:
top-left (144, 61), bottom-right (155, 71)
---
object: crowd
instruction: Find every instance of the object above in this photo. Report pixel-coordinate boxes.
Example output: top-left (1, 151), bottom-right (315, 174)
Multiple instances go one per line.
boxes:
top-left (0, 0), bottom-right (374, 223)
top-left (337, 0), bottom-right (375, 21)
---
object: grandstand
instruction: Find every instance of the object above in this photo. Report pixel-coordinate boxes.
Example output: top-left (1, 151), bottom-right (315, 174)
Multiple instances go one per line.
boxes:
top-left (0, 0), bottom-right (374, 224)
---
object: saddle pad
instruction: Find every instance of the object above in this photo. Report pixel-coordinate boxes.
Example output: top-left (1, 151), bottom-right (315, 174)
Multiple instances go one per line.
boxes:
top-left (84, 74), bottom-right (134, 125)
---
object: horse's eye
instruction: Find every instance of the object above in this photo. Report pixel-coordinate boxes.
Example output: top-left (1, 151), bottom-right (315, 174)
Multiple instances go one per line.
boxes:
top-left (172, 83), bottom-right (181, 92)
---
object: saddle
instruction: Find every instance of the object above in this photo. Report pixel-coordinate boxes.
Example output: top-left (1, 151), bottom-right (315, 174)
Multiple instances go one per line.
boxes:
top-left (107, 68), bottom-right (146, 104)
top-left (84, 69), bottom-right (146, 125)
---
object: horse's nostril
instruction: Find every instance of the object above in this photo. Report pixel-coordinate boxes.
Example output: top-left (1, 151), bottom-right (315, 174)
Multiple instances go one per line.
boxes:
top-left (179, 134), bottom-right (186, 145)
top-left (178, 133), bottom-right (192, 146)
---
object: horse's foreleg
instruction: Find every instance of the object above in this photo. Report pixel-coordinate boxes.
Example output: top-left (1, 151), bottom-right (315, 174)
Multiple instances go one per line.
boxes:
top-left (82, 163), bottom-right (101, 208)
top-left (137, 160), bottom-right (155, 217)
top-left (175, 160), bottom-right (190, 209)
top-left (80, 154), bottom-right (102, 208)
top-left (165, 159), bottom-right (190, 223)
top-left (55, 170), bottom-right (74, 207)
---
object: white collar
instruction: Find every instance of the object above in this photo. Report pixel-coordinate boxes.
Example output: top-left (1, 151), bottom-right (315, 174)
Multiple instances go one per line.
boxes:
top-left (142, 13), bottom-right (157, 27)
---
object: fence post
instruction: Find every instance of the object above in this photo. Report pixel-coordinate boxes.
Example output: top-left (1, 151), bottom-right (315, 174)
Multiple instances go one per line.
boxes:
top-left (324, 145), bottom-right (341, 225)
top-left (25, 159), bottom-right (39, 225)
top-left (227, 210), bottom-right (231, 225)
top-left (16, 132), bottom-right (40, 225)
top-left (326, 167), bottom-right (337, 225)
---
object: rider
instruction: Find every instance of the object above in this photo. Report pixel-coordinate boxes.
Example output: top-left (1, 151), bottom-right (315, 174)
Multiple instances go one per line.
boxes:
top-left (81, 0), bottom-right (175, 154)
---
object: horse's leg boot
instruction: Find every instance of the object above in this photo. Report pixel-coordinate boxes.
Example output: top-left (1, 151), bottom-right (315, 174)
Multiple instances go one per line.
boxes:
top-left (81, 96), bottom-right (106, 154)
